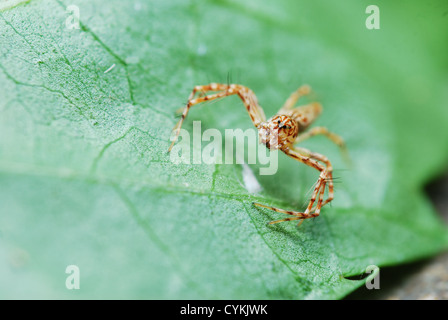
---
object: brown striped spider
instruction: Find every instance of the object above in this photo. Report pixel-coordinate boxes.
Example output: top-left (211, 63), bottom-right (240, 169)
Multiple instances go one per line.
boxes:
top-left (168, 83), bottom-right (347, 226)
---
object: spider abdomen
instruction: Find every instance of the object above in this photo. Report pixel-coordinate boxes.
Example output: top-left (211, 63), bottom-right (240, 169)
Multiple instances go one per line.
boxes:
top-left (286, 102), bottom-right (322, 131)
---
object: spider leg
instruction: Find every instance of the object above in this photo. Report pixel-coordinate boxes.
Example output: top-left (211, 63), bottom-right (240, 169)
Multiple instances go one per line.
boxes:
top-left (277, 84), bottom-right (311, 114)
top-left (311, 174), bottom-right (327, 213)
top-left (294, 126), bottom-right (349, 163)
top-left (168, 83), bottom-right (266, 152)
top-left (253, 146), bottom-right (330, 225)
top-left (253, 202), bottom-right (320, 224)
top-left (293, 146), bottom-right (334, 208)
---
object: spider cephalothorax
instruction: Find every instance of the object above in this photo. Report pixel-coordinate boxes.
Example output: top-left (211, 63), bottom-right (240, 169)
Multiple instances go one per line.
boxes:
top-left (258, 115), bottom-right (299, 151)
top-left (168, 83), bottom-right (347, 226)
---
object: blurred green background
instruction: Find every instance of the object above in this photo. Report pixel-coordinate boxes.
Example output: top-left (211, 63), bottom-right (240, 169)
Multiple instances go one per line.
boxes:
top-left (0, 0), bottom-right (447, 299)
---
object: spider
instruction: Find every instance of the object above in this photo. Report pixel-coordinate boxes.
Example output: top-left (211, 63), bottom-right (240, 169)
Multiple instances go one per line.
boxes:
top-left (168, 83), bottom-right (347, 226)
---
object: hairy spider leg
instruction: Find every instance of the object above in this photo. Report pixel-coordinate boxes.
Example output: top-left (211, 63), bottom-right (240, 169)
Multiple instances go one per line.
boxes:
top-left (294, 146), bottom-right (334, 208)
top-left (277, 84), bottom-right (311, 113)
top-left (261, 176), bottom-right (328, 225)
top-left (253, 146), bottom-right (330, 225)
top-left (168, 83), bottom-right (266, 152)
top-left (294, 126), bottom-right (350, 166)
top-left (294, 125), bottom-right (351, 206)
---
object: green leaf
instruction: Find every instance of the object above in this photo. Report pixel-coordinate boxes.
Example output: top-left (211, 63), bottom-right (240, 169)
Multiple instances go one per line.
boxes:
top-left (1, 0), bottom-right (447, 299)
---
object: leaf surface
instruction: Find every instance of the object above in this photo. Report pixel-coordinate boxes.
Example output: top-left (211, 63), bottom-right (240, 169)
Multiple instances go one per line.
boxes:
top-left (0, 0), bottom-right (447, 299)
